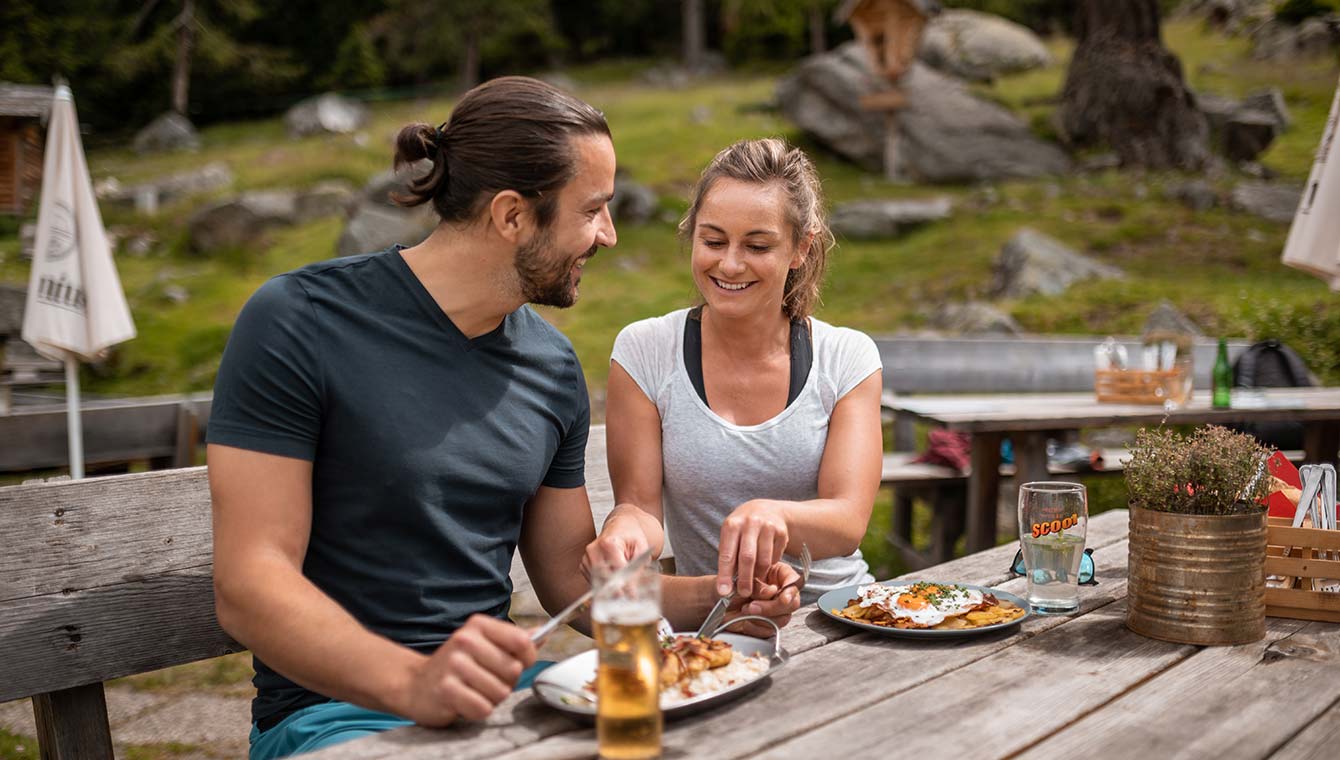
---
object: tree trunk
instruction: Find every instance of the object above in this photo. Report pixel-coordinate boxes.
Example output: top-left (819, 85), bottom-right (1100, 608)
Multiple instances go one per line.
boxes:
top-left (462, 27), bottom-right (480, 90)
top-left (171, 0), bottom-right (194, 115)
top-left (808, 4), bottom-right (826, 54)
top-left (683, 0), bottom-right (705, 71)
top-left (1059, 0), bottom-right (1208, 170)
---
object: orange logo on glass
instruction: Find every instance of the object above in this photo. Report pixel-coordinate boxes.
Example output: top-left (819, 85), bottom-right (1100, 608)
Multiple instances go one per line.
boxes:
top-left (1031, 513), bottom-right (1079, 538)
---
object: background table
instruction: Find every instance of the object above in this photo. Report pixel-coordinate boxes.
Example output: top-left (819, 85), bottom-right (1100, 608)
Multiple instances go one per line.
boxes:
top-left (305, 510), bottom-right (1340, 760)
top-left (887, 387), bottom-right (1340, 553)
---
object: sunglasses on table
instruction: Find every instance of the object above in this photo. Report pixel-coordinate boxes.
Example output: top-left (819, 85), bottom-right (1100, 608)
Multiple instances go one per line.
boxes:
top-left (1008, 547), bottom-right (1099, 586)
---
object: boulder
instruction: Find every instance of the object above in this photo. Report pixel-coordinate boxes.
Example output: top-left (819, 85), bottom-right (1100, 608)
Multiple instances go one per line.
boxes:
top-left (894, 62), bottom-right (1071, 183)
top-left (830, 197), bottom-right (953, 239)
top-left (1230, 181), bottom-right (1303, 223)
top-left (285, 93), bottom-right (369, 138)
top-left (610, 174), bottom-right (659, 224)
top-left (1241, 87), bottom-right (1291, 130)
top-left (1143, 301), bottom-right (1204, 338)
top-left (778, 44), bottom-right (1069, 182)
top-left (336, 168), bottom-right (437, 257)
top-left (101, 162), bottom-right (235, 212)
top-left (295, 180), bottom-right (355, 222)
top-left (1252, 16), bottom-right (1340, 60)
top-left (335, 203), bottom-right (435, 258)
top-left (133, 111), bottom-right (200, 154)
top-left (1196, 92), bottom-right (1242, 134)
top-left (991, 228), bottom-right (1124, 298)
top-left (1166, 179), bottom-right (1218, 212)
top-left (776, 43), bottom-right (890, 171)
top-left (1222, 110), bottom-right (1279, 162)
top-left (918, 9), bottom-right (1052, 82)
top-left (931, 301), bottom-right (1022, 336)
top-left (187, 190), bottom-right (299, 253)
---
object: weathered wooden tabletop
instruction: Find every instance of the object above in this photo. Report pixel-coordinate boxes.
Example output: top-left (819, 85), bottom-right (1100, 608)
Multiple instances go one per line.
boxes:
top-left (303, 510), bottom-right (1340, 760)
top-left (886, 388), bottom-right (1340, 555)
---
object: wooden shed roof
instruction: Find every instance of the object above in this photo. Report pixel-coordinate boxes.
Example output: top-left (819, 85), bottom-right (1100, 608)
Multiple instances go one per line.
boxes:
top-left (835, 0), bottom-right (941, 24)
top-left (0, 83), bottom-right (53, 119)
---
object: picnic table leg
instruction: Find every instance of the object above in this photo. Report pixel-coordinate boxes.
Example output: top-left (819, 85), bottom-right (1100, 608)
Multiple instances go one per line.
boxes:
top-left (1303, 421), bottom-right (1340, 468)
top-left (1013, 432), bottom-right (1051, 485)
top-left (965, 432), bottom-right (1003, 554)
top-left (33, 683), bottom-right (114, 759)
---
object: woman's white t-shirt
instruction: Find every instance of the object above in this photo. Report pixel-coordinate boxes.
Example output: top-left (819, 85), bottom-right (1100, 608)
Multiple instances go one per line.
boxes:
top-left (610, 308), bottom-right (882, 603)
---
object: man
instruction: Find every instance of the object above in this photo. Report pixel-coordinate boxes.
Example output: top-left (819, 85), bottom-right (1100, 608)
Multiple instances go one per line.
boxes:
top-left (207, 77), bottom-right (800, 759)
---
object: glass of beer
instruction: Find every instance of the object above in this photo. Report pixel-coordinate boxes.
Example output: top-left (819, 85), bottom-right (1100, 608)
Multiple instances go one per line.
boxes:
top-left (592, 561), bottom-right (662, 760)
top-left (1018, 481), bottom-right (1088, 615)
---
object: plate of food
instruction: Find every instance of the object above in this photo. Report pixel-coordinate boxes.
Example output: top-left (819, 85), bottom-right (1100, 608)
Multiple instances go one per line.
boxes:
top-left (532, 617), bottom-right (787, 720)
top-left (817, 580), bottom-right (1030, 638)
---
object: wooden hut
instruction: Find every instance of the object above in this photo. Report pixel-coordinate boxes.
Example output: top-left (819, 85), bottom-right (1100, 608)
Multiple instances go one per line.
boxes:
top-left (836, 0), bottom-right (939, 84)
top-left (0, 83), bottom-right (52, 216)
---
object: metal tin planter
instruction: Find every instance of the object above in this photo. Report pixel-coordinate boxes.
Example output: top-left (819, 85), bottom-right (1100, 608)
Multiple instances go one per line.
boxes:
top-left (1126, 504), bottom-right (1267, 646)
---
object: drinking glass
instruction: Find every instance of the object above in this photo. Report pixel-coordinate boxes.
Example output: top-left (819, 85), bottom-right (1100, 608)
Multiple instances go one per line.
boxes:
top-left (1017, 482), bottom-right (1088, 615)
top-left (593, 562), bottom-right (662, 760)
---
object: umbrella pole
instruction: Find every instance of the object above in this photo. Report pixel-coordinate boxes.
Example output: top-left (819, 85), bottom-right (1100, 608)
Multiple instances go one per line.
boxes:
top-left (64, 356), bottom-right (84, 479)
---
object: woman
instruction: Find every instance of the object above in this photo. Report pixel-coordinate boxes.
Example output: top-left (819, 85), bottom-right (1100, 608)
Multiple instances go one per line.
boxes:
top-left (587, 138), bottom-right (884, 607)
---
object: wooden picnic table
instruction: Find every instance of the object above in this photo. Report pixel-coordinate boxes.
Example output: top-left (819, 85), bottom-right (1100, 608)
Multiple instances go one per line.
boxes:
top-left (887, 387), bottom-right (1340, 555)
top-left (303, 509), bottom-right (1340, 760)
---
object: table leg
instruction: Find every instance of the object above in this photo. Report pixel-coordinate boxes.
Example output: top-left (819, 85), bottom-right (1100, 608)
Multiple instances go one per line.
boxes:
top-left (1013, 431), bottom-right (1051, 486)
top-left (1303, 421), bottom-right (1340, 468)
top-left (966, 432), bottom-right (1003, 553)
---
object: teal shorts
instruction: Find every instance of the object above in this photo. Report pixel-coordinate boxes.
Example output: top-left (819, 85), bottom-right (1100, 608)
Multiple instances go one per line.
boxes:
top-left (248, 661), bottom-right (554, 760)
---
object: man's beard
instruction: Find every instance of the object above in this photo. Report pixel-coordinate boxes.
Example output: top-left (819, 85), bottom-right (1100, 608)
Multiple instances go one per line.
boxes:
top-left (514, 229), bottom-right (594, 308)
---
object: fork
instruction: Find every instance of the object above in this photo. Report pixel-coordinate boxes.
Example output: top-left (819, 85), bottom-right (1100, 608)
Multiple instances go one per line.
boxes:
top-left (778, 542), bottom-right (812, 598)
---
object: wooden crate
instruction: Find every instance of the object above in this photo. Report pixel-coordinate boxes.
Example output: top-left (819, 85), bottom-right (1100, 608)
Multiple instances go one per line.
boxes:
top-left (1265, 516), bottom-right (1340, 623)
top-left (1094, 368), bottom-right (1188, 405)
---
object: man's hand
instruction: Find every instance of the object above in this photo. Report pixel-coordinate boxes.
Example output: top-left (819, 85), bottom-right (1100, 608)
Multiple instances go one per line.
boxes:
top-left (404, 615), bottom-right (536, 726)
top-left (719, 561), bottom-right (801, 638)
top-left (582, 507), bottom-right (655, 579)
top-left (717, 499), bottom-right (790, 599)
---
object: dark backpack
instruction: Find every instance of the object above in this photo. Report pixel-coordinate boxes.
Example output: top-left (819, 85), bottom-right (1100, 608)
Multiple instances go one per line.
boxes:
top-left (1231, 339), bottom-right (1316, 450)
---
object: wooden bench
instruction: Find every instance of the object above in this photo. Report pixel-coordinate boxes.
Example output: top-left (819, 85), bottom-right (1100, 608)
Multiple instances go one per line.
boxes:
top-left (872, 334), bottom-right (1251, 568)
top-left (0, 426), bottom-right (616, 758)
top-left (0, 394), bottom-right (211, 473)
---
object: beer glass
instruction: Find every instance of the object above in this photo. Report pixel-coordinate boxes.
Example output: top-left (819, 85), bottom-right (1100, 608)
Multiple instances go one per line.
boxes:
top-left (593, 562), bottom-right (662, 760)
top-left (1017, 482), bottom-right (1088, 615)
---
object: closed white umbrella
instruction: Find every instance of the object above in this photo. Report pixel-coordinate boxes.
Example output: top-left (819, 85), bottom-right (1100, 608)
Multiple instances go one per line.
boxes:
top-left (21, 85), bottom-right (136, 479)
top-left (1282, 74), bottom-right (1340, 290)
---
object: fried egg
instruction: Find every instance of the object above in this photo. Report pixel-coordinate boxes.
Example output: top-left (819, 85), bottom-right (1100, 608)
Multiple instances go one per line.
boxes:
top-left (855, 582), bottom-right (985, 627)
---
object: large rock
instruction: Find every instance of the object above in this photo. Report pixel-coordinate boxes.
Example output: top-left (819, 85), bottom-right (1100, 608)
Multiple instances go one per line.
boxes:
top-left (336, 167), bottom-right (437, 258)
top-left (830, 197), bottom-right (953, 239)
top-left (187, 190), bottom-right (299, 253)
top-left (1252, 16), bottom-right (1340, 60)
top-left (777, 43), bottom-right (1069, 183)
top-left (918, 9), bottom-right (1052, 82)
top-left (1222, 110), bottom-right (1279, 162)
top-left (610, 174), bottom-right (659, 224)
top-left (1241, 87), bottom-right (1292, 130)
top-left (1166, 179), bottom-right (1218, 212)
top-left (100, 162), bottom-right (235, 212)
top-left (285, 93), bottom-right (369, 138)
top-left (1230, 181), bottom-right (1303, 223)
top-left (776, 43), bottom-right (890, 171)
top-left (894, 62), bottom-right (1070, 182)
top-left (991, 228), bottom-right (1124, 298)
top-left (931, 301), bottom-right (1022, 336)
top-left (133, 112), bottom-right (200, 154)
top-left (295, 180), bottom-right (355, 222)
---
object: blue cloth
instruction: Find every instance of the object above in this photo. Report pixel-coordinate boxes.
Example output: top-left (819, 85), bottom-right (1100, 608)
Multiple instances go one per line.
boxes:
top-left (248, 661), bottom-right (555, 759)
top-left (208, 246), bottom-right (589, 729)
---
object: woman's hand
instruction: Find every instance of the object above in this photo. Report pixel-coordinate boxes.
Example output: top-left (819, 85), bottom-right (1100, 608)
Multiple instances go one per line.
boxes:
top-left (717, 499), bottom-right (790, 598)
top-left (582, 505), bottom-right (656, 579)
top-left (719, 561), bottom-right (801, 638)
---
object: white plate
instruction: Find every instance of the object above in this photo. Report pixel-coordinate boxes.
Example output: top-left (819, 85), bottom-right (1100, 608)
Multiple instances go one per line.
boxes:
top-left (532, 631), bottom-right (786, 721)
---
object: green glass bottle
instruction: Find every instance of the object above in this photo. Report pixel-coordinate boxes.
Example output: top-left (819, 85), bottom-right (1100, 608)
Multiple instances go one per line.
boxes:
top-left (1212, 337), bottom-right (1232, 409)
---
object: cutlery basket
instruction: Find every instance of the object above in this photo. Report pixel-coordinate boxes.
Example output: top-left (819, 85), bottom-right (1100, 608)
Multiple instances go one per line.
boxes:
top-left (1094, 368), bottom-right (1188, 405)
top-left (1265, 516), bottom-right (1340, 623)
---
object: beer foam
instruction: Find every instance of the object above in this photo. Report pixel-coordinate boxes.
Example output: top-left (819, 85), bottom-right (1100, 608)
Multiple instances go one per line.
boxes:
top-left (592, 599), bottom-right (660, 625)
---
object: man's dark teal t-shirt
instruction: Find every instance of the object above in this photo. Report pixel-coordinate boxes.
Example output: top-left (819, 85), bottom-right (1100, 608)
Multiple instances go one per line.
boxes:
top-left (207, 247), bottom-right (589, 730)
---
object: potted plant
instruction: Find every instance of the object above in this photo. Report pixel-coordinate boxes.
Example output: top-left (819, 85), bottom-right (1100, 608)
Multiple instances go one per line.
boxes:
top-left (1124, 425), bottom-right (1272, 645)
